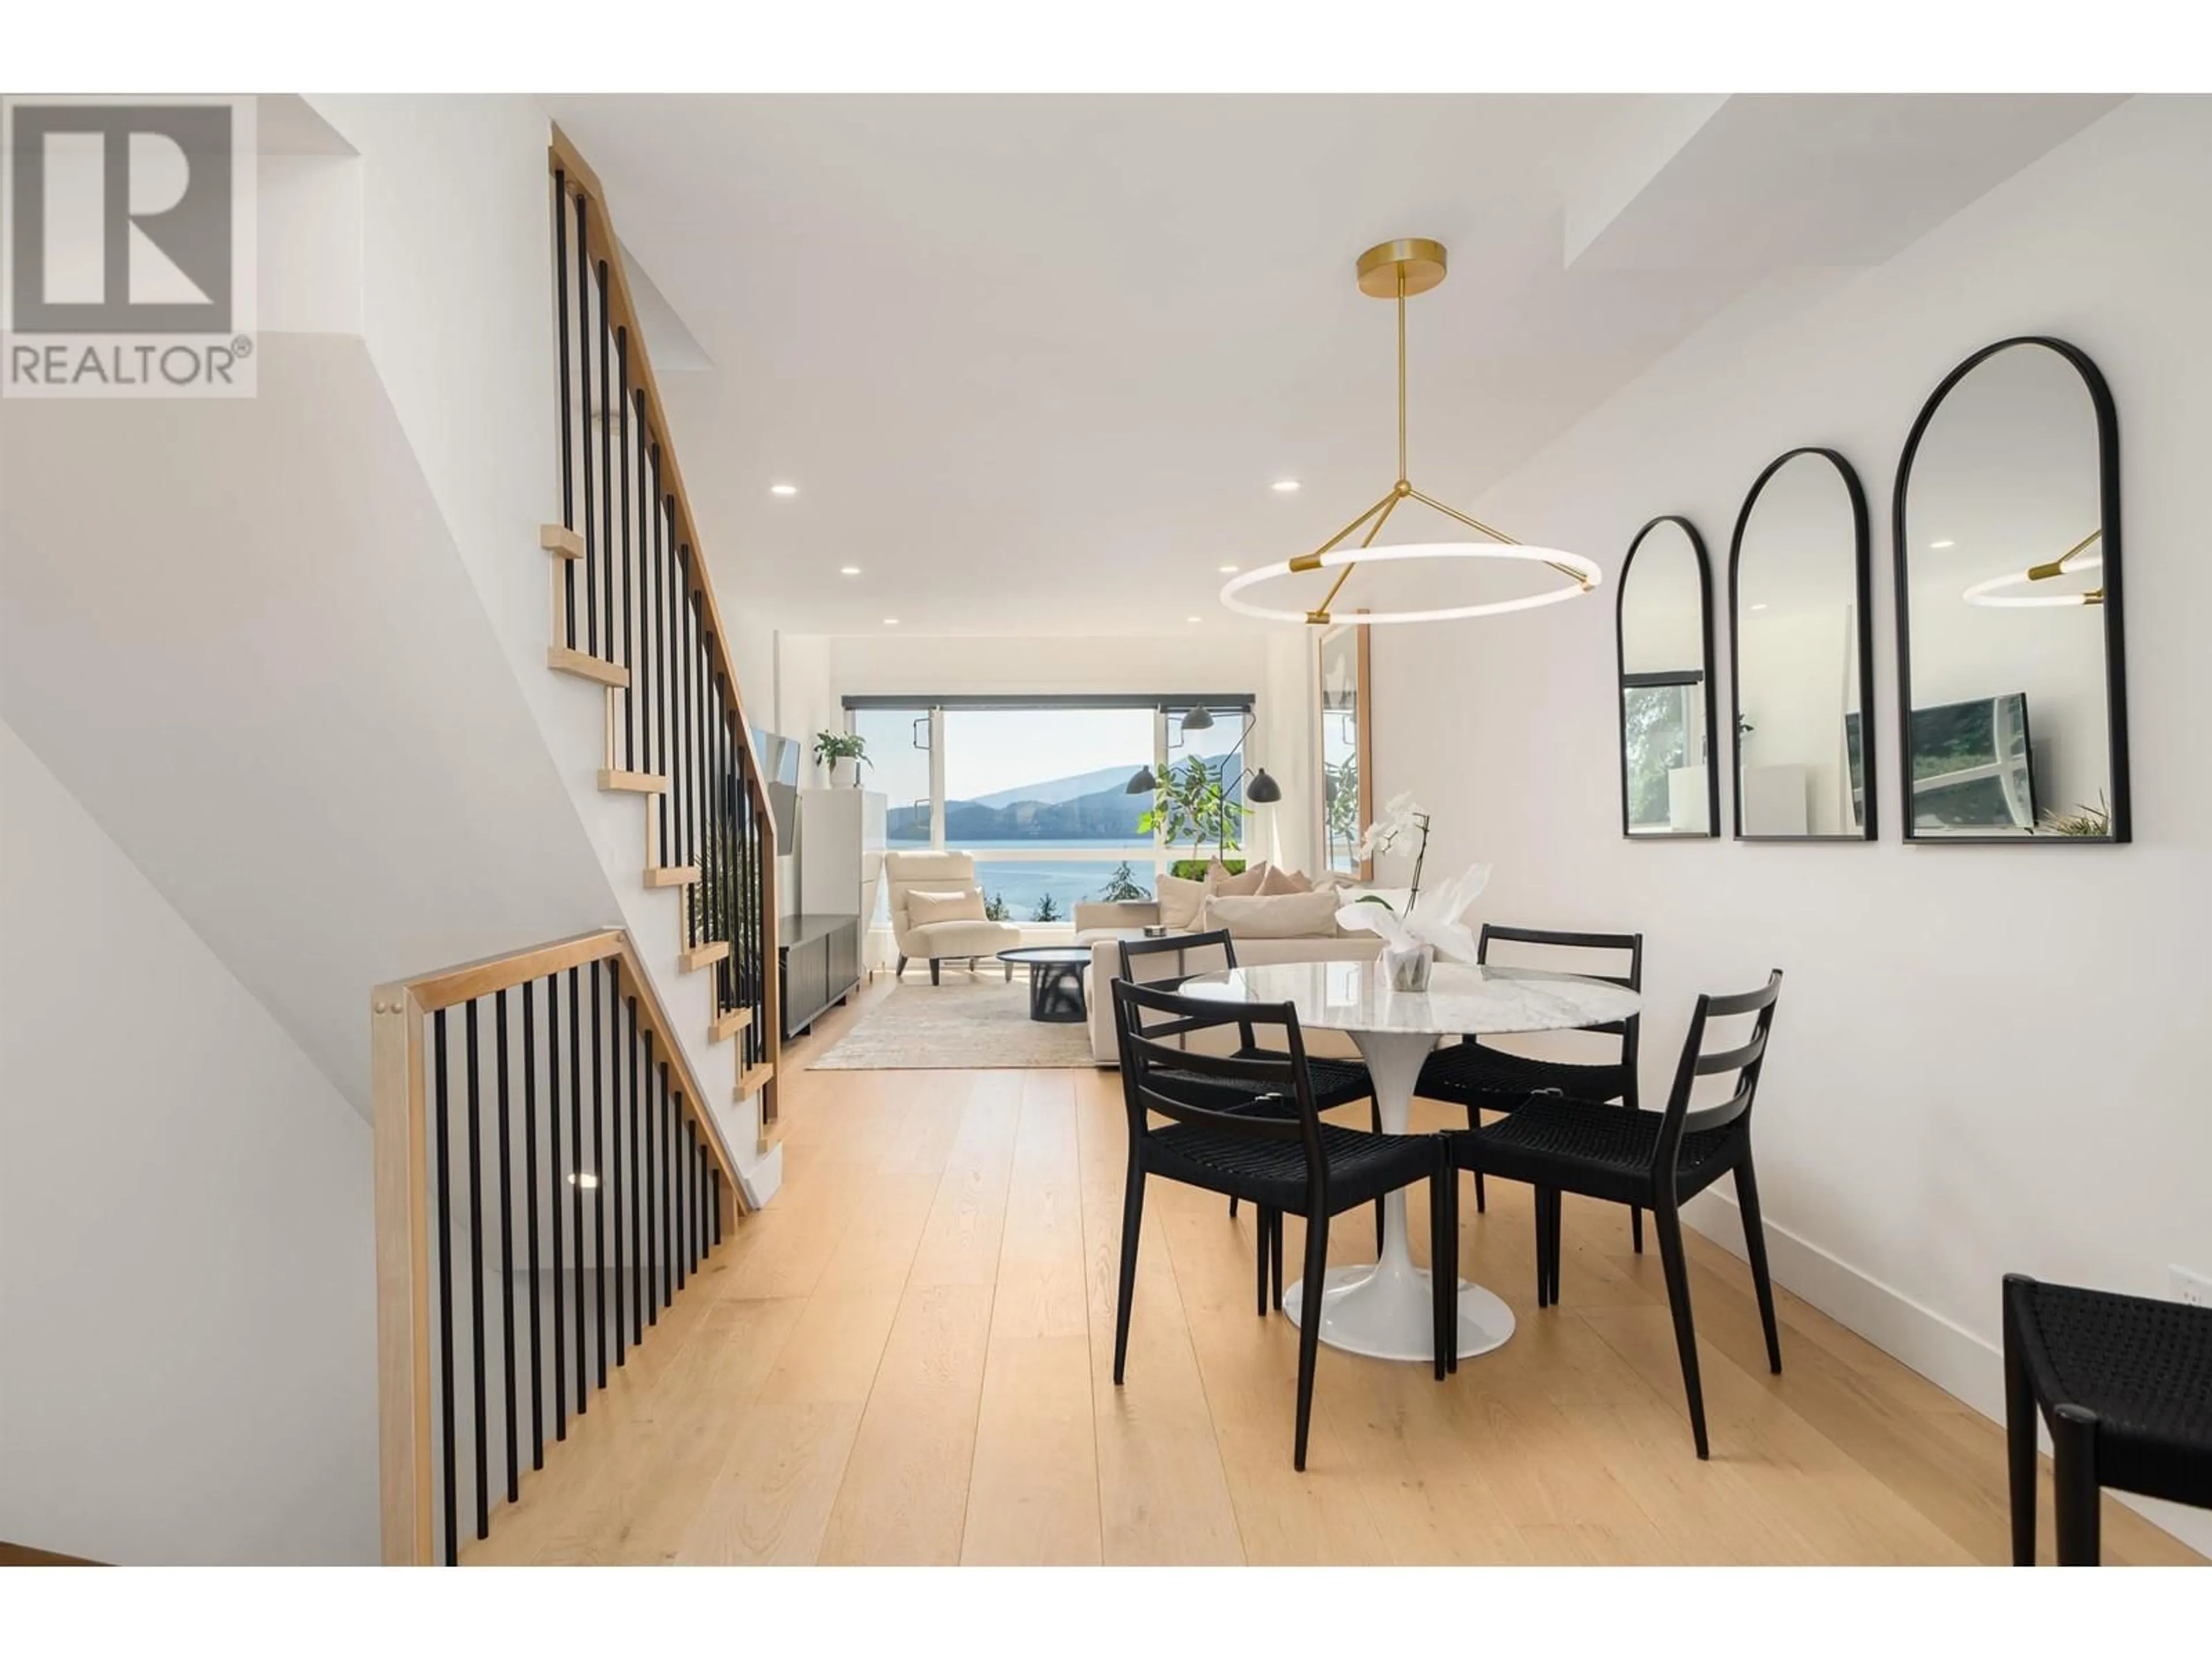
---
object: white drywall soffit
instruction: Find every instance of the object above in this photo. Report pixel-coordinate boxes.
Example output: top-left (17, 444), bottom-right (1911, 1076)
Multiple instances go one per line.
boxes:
top-left (541, 93), bottom-right (2119, 637)
top-left (0, 335), bottom-right (619, 1123)
top-left (1369, 95), bottom-right (2211, 1556)
top-left (1, 719), bottom-right (377, 1565)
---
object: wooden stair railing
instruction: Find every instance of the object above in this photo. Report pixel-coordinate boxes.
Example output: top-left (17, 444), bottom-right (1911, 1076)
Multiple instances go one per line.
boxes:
top-left (544, 125), bottom-right (782, 1138)
top-left (374, 930), bottom-right (751, 1566)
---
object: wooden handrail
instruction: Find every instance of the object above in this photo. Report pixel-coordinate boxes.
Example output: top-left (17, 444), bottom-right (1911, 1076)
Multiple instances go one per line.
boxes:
top-left (373, 927), bottom-right (752, 1566)
top-left (548, 124), bottom-right (783, 1124)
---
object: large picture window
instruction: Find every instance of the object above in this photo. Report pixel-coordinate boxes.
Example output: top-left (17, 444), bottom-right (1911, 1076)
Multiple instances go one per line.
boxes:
top-left (846, 695), bottom-right (1257, 925)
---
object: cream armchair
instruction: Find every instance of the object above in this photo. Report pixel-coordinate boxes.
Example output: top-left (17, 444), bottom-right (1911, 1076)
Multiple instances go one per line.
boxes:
top-left (884, 850), bottom-right (1024, 984)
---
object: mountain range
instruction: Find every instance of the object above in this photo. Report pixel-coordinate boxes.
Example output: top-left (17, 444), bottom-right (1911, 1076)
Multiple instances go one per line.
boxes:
top-left (888, 763), bottom-right (1150, 842)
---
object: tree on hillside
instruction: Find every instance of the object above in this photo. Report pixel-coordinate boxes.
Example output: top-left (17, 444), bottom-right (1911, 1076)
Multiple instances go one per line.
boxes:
top-left (1031, 893), bottom-right (1062, 923)
top-left (1090, 861), bottom-right (1147, 903)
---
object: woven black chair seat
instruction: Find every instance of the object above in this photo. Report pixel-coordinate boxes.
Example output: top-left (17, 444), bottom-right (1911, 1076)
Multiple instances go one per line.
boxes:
top-left (1149, 1050), bottom-right (1371, 1119)
top-left (1418, 1040), bottom-right (1625, 1111)
top-left (2014, 1279), bottom-right (2212, 1499)
top-left (1146, 1120), bottom-right (1437, 1216)
top-left (1452, 1094), bottom-right (1738, 1205)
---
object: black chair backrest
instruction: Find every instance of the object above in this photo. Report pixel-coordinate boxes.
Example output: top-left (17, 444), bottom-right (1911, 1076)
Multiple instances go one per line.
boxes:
top-left (1111, 979), bottom-right (1331, 1198)
top-left (1652, 970), bottom-right (1784, 1174)
top-left (1475, 923), bottom-right (1646, 1097)
top-left (1117, 929), bottom-right (1252, 1050)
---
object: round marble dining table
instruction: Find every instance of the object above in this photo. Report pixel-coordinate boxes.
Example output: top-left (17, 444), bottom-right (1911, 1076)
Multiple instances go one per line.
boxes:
top-left (1182, 958), bottom-right (1642, 1364)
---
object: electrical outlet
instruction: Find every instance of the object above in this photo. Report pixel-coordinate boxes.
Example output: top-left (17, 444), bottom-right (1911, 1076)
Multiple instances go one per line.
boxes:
top-left (2171, 1266), bottom-right (2212, 1309)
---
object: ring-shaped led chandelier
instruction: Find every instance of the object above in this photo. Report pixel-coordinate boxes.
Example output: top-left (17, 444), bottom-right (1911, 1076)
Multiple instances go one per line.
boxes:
top-left (1221, 238), bottom-right (1601, 627)
top-left (1960, 529), bottom-right (2105, 609)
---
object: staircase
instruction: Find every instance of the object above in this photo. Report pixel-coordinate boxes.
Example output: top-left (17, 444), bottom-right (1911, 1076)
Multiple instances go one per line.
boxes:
top-left (370, 127), bottom-right (785, 1566)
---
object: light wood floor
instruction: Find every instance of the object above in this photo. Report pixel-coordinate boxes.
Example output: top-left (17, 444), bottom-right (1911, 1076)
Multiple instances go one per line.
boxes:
top-left (465, 976), bottom-right (2203, 1566)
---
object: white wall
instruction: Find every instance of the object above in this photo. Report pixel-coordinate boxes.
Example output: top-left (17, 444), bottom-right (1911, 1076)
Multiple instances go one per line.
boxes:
top-left (1372, 96), bottom-right (2212, 1551)
top-left (0, 721), bottom-right (377, 1564)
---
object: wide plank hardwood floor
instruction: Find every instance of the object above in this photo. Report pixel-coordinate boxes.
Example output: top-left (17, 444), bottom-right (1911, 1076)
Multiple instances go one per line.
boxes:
top-left (465, 975), bottom-right (2203, 1567)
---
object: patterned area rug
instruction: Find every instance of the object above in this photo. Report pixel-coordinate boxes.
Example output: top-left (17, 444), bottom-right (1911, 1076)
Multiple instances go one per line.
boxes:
top-left (808, 973), bottom-right (1097, 1070)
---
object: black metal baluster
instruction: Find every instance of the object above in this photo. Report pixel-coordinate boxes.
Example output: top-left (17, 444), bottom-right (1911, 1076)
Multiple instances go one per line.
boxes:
top-left (636, 395), bottom-right (654, 789)
top-left (590, 959), bottom-right (608, 1389)
top-left (522, 980), bottom-right (543, 1471)
top-left (652, 451), bottom-right (671, 869)
top-left (495, 990), bottom-right (518, 1505)
top-left (597, 259), bottom-right (615, 686)
top-left (464, 1002), bottom-right (488, 1543)
top-left (574, 195), bottom-right (596, 656)
top-left (554, 175), bottom-right (576, 652)
top-left (690, 1130), bottom-right (702, 1272)
top-left (654, 1079), bottom-right (672, 1309)
top-left (610, 972), bottom-right (627, 1369)
top-left (675, 1115), bottom-right (688, 1290)
top-left (433, 1010), bottom-right (457, 1566)
top-left (712, 1159), bottom-right (722, 1248)
top-left (547, 975), bottom-right (566, 1441)
top-left (643, 1032), bottom-right (658, 1325)
top-left (617, 326), bottom-right (635, 772)
top-left (568, 967), bottom-right (586, 1412)
top-left (630, 1001), bottom-right (644, 1344)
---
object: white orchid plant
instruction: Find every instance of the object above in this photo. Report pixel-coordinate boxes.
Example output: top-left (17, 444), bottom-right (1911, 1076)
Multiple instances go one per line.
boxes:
top-left (1337, 794), bottom-right (1491, 965)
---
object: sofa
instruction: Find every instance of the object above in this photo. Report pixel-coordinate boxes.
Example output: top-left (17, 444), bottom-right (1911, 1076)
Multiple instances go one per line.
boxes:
top-left (884, 850), bottom-right (1025, 983)
top-left (1074, 893), bottom-right (1381, 1065)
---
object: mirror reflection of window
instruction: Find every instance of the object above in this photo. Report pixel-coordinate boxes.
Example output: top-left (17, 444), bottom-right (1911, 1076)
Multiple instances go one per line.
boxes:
top-left (1618, 517), bottom-right (1714, 837)
top-left (1317, 626), bottom-right (1368, 876)
top-left (1897, 339), bottom-right (2118, 840)
top-left (1731, 449), bottom-right (1873, 840)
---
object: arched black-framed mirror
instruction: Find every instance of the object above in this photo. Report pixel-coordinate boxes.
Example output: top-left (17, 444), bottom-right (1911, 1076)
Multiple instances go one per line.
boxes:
top-left (1893, 337), bottom-right (2128, 843)
top-left (1616, 514), bottom-right (1718, 838)
top-left (1728, 447), bottom-right (1877, 842)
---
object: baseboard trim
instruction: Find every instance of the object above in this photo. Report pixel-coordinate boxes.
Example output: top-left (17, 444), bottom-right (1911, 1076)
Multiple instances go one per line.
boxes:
top-left (1681, 1188), bottom-right (2212, 1558)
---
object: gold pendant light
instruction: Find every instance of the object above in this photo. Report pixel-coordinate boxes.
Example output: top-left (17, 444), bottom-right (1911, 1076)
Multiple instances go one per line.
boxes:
top-left (1220, 238), bottom-right (1602, 626)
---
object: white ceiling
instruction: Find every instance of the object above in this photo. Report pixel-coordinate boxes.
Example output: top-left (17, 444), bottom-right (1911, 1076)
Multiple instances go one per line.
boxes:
top-left (540, 94), bottom-right (2121, 637)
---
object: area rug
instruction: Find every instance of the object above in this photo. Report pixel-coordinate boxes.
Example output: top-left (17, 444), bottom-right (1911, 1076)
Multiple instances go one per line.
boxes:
top-left (808, 974), bottom-right (1097, 1070)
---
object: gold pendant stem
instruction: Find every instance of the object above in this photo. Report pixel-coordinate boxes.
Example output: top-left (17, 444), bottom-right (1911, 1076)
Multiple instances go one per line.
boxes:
top-left (1288, 486), bottom-right (1401, 574)
top-left (1310, 491), bottom-right (1403, 621)
top-left (2027, 528), bottom-right (2104, 583)
top-left (1397, 268), bottom-right (1408, 484)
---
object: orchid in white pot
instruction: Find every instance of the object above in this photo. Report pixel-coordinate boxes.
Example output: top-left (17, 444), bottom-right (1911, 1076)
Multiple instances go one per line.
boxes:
top-left (1336, 797), bottom-right (1489, 991)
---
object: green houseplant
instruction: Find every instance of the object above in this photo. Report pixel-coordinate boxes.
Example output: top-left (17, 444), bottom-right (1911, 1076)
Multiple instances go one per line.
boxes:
top-left (1139, 755), bottom-right (1246, 880)
top-left (813, 729), bottom-right (869, 786)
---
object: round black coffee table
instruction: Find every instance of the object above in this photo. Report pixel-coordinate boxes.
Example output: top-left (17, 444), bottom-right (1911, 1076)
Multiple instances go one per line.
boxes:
top-left (997, 946), bottom-right (1093, 1022)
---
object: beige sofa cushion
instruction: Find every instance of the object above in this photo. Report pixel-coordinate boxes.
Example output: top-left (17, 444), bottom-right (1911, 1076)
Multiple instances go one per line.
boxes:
top-left (1256, 864), bottom-right (1310, 895)
top-left (1156, 871), bottom-right (1210, 929)
top-left (1209, 860), bottom-right (1270, 897)
top-left (906, 888), bottom-right (985, 927)
top-left (1200, 889), bottom-right (1342, 940)
top-left (912, 918), bottom-right (1022, 957)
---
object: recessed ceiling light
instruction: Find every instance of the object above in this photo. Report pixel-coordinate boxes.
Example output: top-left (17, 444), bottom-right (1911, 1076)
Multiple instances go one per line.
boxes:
top-left (1219, 564), bottom-right (1240, 574)
top-left (882, 618), bottom-right (899, 626)
top-left (769, 483), bottom-right (798, 497)
top-left (839, 566), bottom-right (861, 576)
top-left (1272, 480), bottom-right (1300, 493)
top-left (1930, 539), bottom-right (1955, 549)
top-left (1751, 603), bottom-right (1770, 612)
top-left (1187, 615), bottom-right (1202, 623)
top-left (567, 1172), bottom-right (600, 1189)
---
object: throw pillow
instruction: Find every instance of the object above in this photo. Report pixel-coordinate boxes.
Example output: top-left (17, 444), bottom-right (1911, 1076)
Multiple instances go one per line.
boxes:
top-left (1156, 870), bottom-right (1210, 930)
top-left (1210, 860), bottom-right (1269, 897)
top-left (1256, 863), bottom-right (1310, 895)
top-left (1200, 889), bottom-right (1341, 940)
top-left (906, 888), bottom-right (985, 927)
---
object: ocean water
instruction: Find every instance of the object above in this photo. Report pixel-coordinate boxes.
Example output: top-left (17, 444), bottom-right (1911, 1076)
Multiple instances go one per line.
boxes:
top-left (884, 836), bottom-right (1156, 922)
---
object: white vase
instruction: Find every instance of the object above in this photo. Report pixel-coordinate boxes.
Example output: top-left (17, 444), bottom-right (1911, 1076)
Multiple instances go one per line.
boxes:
top-left (1382, 943), bottom-right (1434, 993)
top-left (831, 756), bottom-right (857, 787)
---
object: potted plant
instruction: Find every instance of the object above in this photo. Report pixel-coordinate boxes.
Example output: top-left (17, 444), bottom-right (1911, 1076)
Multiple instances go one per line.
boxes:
top-left (1138, 755), bottom-right (1247, 880)
top-left (813, 730), bottom-right (869, 787)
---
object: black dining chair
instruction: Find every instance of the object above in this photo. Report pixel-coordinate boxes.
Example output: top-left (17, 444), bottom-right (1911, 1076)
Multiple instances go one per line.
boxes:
top-left (1116, 931), bottom-right (1379, 1244)
top-left (1415, 923), bottom-right (1645, 1248)
top-left (2002, 1272), bottom-right (2212, 1565)
top-left (1111, 978), bottom-right (1453, 1469)
top-left (1443, 969), bottom-right (1783, 1459)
